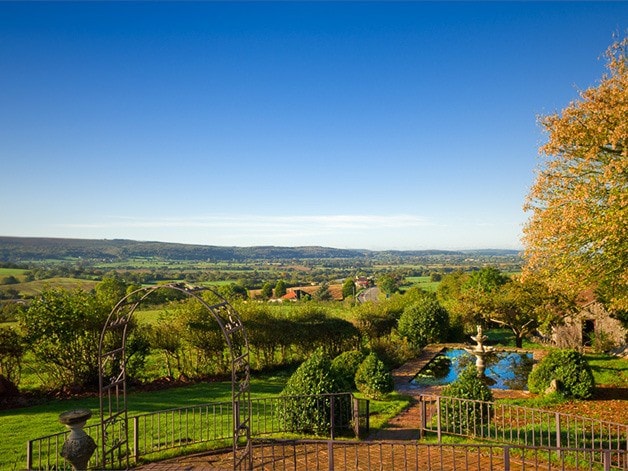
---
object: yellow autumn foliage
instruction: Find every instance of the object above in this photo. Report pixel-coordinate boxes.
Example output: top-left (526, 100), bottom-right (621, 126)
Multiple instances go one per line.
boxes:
top-left (523, 38), bottom-right (628, 312)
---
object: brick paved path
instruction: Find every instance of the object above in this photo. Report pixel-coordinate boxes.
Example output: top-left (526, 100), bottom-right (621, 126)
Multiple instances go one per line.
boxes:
top-left (133, 441), bottom-right (564, 471)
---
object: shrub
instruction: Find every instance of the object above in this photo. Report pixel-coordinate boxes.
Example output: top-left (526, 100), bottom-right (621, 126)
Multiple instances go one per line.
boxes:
top-left (354, 352), bottom-right (394, 399)
top-left (280, 348), bottom-right (343, 435)
top-left (397, 294), bottom-right (449, 350)
top-left (18, 288), bottom-right (108, 389)
top-left (440, 365), bottom-right (493, 436)
top-left (0, 275), bottom-right (18, 285)
top-left (527, 349), bottom-right (595, 399)
top-left (0, 326), bottom-right (24, 386)
top-left (289, 305), bottom-right (360, 357)
top-left (354, 296), bottom-right (405, 340)
top-left (331, 350), bottom-right (365, 391)
top-left (368, 332), bottom-right (415, 369)
top-left (591, 331), bottom-right (617, 354)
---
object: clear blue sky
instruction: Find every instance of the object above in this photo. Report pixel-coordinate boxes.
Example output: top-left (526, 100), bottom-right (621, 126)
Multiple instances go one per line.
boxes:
top-left (1, 2), bottom-right (625, 250)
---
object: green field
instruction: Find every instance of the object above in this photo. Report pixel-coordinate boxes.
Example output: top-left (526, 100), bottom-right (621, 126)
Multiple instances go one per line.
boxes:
top-left (0, 268), bottom-right (28, 278)
top-left (135, 307), bottom-right (167, 325)
top-left (404, 276), bottom-right (440, 292)
top-left (0, 277), bottom-right (98, 297)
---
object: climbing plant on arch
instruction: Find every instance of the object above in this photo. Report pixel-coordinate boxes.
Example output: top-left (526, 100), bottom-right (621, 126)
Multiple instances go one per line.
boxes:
top-left (97, 283), bottom-right (251, 470)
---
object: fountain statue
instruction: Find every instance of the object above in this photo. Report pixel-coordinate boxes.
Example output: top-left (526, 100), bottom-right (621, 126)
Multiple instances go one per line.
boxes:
top-left (466, 325), bottom-right (493, 377)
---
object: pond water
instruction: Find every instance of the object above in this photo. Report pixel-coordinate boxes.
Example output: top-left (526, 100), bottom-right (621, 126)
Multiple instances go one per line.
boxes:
top-left (412, 348), bottom-right (534, 390)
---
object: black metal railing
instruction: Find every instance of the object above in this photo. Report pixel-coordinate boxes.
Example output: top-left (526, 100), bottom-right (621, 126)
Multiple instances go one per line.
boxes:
top-left (25, 392), bottom-right (628, 470)
top-left (419, 394), bottom-right (628, 468)
top-left (249, 439), bottom-right (628, 471)
top-left (25, 392), bottom-right (367, 470)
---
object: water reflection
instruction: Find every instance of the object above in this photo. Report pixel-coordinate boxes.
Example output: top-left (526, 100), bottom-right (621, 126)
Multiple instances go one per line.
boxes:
top-left (413, 349), bottom-right (534, 390)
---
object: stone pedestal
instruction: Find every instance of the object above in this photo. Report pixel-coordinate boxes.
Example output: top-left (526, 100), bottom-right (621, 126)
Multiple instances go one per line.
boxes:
top-left (59, 409), bottom-right (97, 471)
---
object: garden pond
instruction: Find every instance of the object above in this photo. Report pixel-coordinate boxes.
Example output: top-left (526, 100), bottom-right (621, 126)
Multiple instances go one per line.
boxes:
top-left (412, 348), bottom-right (535, 390)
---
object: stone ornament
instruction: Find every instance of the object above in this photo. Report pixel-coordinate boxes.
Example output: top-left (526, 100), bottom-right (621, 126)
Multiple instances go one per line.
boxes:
top-left (466, 325), bottom-right (494, 377)
top-left (59, 409), bottom-right (97, 471)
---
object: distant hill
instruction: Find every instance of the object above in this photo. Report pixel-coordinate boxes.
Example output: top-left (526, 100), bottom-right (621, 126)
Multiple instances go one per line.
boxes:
top-left (0, 236), bottom-right (521, 263)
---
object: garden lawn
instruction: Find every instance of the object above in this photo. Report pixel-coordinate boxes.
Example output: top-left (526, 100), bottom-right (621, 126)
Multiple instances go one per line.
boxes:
top-left (585, 353), bottom-right (628, 388)
top-left (485, 328), bottom-right (545, 349)
top-left (357, 391), bottom-right (412, 431)
top-left (1, 375), bottom-right (413, 470)
top-left (0, 377), bottom-right (285, 471)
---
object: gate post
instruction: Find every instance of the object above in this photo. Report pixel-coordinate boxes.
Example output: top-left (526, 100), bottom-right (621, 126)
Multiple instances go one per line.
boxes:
top-left (436, 396), bottom-right (442, 443)
top-left (603, 450), bottom-right (611, 471)
top-left (555, 412), bottom-right (561, 449)
top-left (419, 396), bottom-right (427, 439)
top-left (26, 440), bottom-right (32, 470)
top-left (503, 446), bottom-right (510, 471)
top-left (328, 440), bottom-right (334, 471)
top-left (352, 397), bottom-right (370, 438)
top-left (133, 416), bottom-right (140, 462)
top-left (330, 395), bottom-right (335, 440)
top-left (352, 397), bottom-right (360, 437)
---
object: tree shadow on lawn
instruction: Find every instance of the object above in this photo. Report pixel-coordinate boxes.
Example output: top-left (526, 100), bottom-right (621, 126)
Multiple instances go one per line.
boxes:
top-left (593, 385), bottom-right (628, 401)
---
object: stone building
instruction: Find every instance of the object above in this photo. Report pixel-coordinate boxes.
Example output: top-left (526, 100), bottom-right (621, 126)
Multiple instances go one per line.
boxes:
top-left (552, 290), bottom-right (627, 353)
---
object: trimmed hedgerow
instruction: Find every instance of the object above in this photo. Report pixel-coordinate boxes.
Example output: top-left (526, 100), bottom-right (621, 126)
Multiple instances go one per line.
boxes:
top-left (527, 349), bottom-right (595, 399)
top-left (354, 352), bottom-right (394, 399)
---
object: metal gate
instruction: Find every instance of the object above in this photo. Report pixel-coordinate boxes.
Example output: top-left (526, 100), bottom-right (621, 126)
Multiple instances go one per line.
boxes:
top-left (97, 283), bottom-right (251, 470)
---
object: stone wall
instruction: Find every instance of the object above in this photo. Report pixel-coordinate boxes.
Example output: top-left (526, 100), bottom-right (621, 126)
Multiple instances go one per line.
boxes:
top-left (552, 301), bottom-right (627, 352)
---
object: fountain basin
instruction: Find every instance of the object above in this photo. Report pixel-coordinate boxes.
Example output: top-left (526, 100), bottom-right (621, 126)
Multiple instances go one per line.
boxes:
top-left (412, 348), bottom-right (534, 390)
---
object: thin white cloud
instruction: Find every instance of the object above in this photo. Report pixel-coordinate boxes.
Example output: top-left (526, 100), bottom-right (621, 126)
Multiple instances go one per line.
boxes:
top-left (61, 214), bottom-right (433, 231)
top-left (52, 214), bottom-right (522, 249)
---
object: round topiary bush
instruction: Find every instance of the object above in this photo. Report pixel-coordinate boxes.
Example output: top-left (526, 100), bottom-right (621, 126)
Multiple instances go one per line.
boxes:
top-left (279, 348), bottom-right (343, 435)
top-left (397, 294), bottom-right (449, 350)
top-left (331, 350), bottom-right (365, 391)
top-left (440, 365), bottom-right (493, 436)
top-left (354, 352), bottom-right (394, 399)
top-left (527, 349), bottom-right (595, 399)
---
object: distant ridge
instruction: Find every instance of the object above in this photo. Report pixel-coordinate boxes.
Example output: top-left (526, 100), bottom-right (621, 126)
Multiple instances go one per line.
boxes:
top-left (0, 236), bottom-right (521, 262)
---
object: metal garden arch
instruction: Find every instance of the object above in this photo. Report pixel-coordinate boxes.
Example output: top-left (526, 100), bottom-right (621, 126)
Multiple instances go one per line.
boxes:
top-left (97, 283), bottom-right (251, 470)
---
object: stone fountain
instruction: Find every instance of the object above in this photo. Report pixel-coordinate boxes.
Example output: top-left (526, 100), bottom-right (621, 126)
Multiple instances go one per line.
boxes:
top-left (466, 325), bottom-right (493, 378)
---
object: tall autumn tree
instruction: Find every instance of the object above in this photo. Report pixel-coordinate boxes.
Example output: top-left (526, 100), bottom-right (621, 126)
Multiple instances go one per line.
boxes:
top-left (523, 38), bottom-right (628, 312)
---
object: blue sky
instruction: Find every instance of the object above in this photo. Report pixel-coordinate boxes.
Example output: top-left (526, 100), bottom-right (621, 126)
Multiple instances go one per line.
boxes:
top-left (1, 2), bottom-right (625, 250)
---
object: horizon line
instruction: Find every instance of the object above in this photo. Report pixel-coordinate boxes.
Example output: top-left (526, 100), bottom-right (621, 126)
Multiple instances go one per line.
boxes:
top-left (0, 234), bottom-right (524, 253)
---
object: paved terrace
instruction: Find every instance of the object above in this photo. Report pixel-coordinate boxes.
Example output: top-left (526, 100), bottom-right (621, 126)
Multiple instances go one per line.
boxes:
top-left (135, 440), bottom-right (567, 471)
